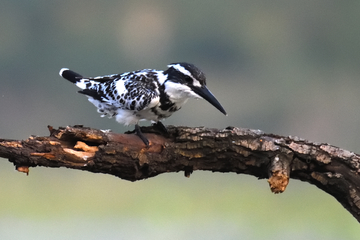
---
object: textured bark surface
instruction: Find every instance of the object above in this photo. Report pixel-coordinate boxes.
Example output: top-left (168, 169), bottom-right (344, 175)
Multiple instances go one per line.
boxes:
top-left (1, 125), bottom-right (360, 222)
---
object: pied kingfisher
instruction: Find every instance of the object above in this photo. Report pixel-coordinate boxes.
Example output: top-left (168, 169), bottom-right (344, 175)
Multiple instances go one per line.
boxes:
top-left (59, 62), bottom-right (227, 146)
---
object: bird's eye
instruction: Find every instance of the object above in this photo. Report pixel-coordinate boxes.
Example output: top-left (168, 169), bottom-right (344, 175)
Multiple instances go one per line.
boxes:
top-left (184, 76), bottom-right (193, 84)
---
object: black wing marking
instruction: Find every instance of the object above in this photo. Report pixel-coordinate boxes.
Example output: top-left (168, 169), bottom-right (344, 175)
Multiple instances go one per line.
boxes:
top-left (74, 70), bottom-right (162, 111)
top-left (78, 89), bottom-right (106, 102)
top-left (87, 74), bottom-right (122, 83)
top-left (118, 72), bottom-right (161, 111)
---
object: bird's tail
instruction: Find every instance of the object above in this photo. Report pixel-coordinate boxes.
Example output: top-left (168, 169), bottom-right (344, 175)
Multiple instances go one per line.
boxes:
top-left (59, 68), bottom-right (83, 84)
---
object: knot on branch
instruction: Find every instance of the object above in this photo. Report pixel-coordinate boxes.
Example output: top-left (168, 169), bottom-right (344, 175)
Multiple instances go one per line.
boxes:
top-left (268, 154), bottom-right (292, 193)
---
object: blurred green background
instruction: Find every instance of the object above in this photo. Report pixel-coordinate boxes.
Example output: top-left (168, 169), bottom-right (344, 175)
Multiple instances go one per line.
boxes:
top-left (1, 0), bottom-right (360, 239)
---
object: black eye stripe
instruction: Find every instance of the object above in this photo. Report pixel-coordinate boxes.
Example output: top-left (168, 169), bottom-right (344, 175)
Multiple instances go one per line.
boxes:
top-left (165, 62), bottom-right (207, 85)
top-left (185, 76), bottom-right (193, 83)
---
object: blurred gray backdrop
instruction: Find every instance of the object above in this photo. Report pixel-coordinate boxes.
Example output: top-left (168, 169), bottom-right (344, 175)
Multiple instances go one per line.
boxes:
top-left (1, 0), bottom-right (360, 239)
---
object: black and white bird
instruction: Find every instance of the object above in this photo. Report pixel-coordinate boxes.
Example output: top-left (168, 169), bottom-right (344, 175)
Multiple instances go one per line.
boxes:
top-left (59, 62), bottom-right (226, 146)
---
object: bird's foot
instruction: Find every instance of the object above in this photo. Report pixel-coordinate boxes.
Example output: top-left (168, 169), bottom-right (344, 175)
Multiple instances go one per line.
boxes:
top-left (135, 124), bottom-right (150, 147)
top-left (152, 121), bottom-right (168, 134)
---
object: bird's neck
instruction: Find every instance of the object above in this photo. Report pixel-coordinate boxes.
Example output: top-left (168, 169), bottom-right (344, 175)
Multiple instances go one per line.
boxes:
top-left (163, 81), bottom-right (194, 103)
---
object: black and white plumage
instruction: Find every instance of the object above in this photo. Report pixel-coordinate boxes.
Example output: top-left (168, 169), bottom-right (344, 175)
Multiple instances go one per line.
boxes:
top-left (59, 62), bottom-right (226, 146)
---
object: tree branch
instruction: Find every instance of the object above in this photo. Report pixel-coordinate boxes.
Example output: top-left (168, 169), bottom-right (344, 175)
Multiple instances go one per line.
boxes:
top-left (1, 125), bottom-right (360, 222)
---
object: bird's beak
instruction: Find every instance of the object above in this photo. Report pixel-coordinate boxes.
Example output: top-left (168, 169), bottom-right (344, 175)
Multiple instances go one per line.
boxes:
top-left (191, 86), bottom-right (227, 115)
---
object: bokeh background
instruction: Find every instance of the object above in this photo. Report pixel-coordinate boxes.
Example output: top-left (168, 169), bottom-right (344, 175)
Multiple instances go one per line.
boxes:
top-left (1, 0), bottom-right (360, 239)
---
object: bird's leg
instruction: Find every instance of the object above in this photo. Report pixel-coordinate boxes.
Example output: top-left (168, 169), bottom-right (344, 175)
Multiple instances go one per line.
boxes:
top-left (134, 124), bottom-right (149, 146)
top-left (152, 121), bottom-right (168, 134)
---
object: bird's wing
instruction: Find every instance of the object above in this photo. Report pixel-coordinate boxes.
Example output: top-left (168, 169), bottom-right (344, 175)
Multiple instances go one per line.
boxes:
top-left (80, 71), bottom-right (161, 111)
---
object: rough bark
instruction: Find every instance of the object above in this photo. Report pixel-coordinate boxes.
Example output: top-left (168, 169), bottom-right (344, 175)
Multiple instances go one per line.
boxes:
top-left (1, 125), bottom-right (360, 222)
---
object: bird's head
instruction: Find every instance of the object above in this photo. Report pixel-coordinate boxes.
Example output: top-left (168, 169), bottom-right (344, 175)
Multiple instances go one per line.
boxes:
top-left (164, 62), bottom-right (227, 115)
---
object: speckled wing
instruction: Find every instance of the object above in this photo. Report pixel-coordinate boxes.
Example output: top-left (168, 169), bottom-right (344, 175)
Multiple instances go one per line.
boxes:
top-left (79, 70), bottom-right (161, 112)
